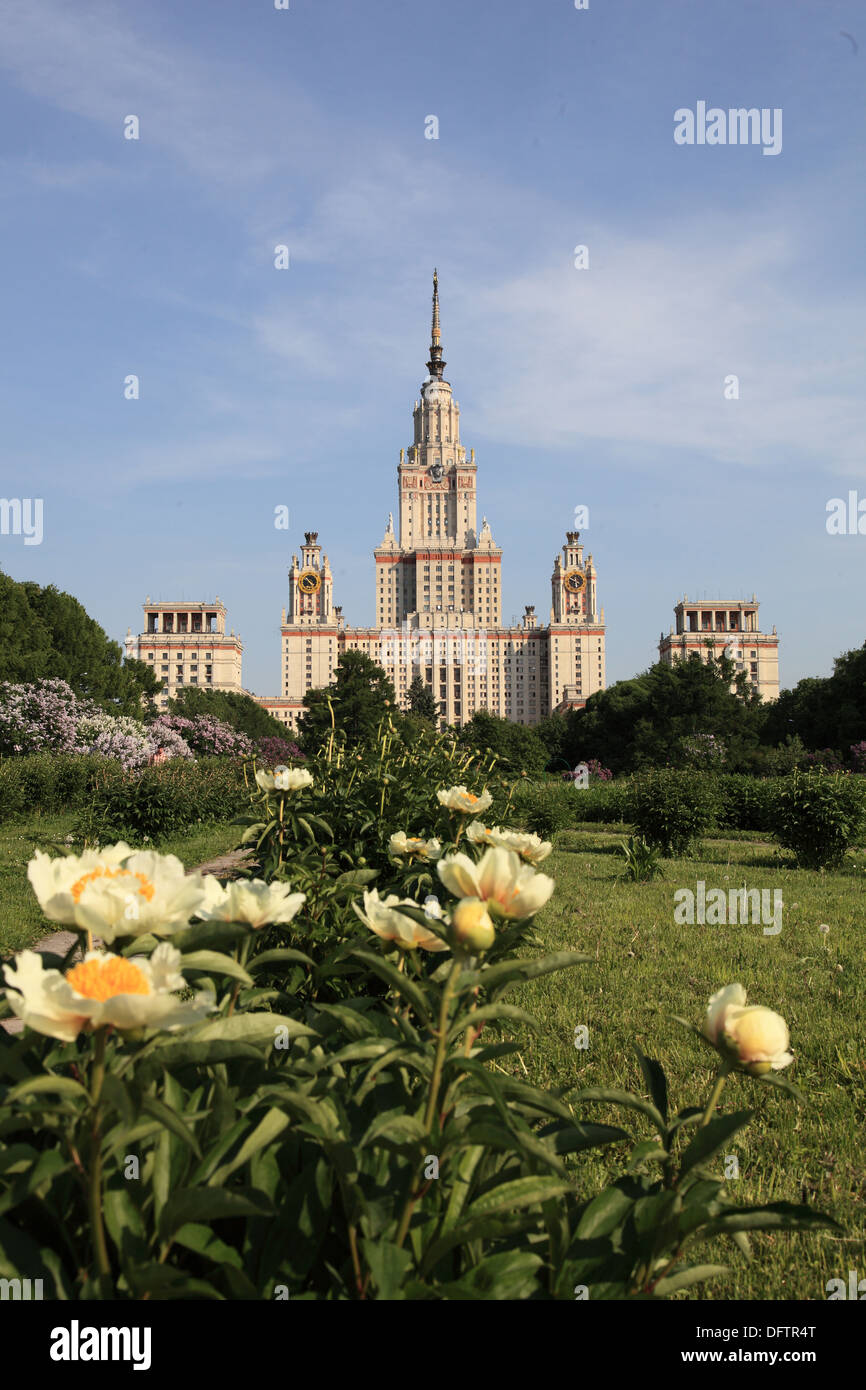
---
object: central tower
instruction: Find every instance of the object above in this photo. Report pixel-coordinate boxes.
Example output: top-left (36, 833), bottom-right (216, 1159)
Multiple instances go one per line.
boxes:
top-left (396, 270), bottom-right (478, 552)
top-left (375, 271), bottom-right (501, 631)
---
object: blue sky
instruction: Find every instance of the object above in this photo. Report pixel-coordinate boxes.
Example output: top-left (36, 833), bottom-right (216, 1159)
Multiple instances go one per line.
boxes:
top-left (0, 0), bottom-right (863, 698)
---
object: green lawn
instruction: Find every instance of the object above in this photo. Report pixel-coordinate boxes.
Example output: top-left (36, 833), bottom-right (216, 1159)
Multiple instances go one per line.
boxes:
top-left (512, 825), bottom-right (866, 1299)
top-left (0, 815), bottom-right (242, 954)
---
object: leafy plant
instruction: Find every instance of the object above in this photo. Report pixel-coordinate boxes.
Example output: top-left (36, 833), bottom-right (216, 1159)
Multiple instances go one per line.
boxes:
top-left (618, 835), bottom-right (664, 882)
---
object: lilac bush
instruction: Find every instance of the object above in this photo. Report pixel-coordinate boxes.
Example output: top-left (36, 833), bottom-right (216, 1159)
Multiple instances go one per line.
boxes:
top-left (150, 713), bottom-right (252, 758)
top-left (0, 678), bottom-right (193, 769)
top-left (257, 735), bottom-right (304, 766)
top-left (0, 679), bottom-right (88, 756)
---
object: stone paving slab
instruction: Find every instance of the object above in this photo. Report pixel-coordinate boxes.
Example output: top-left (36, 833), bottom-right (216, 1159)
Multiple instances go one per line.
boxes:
top-left (0, 849), bottom-right (255, 1036)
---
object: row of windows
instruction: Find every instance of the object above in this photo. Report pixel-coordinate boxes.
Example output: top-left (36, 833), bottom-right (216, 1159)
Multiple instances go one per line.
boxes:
top-left (149, 651), bottom-right (214, 661)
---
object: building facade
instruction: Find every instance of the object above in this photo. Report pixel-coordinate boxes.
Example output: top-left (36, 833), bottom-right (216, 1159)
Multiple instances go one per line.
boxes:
top-left (258, 272), bottom-right (606, 732)
top-left (125, 599), bottom-right (243, 708)
top-left (658, 595), bottom-right (779, 701)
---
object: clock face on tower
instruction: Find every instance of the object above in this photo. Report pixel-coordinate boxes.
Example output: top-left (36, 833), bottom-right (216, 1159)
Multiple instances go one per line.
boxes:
top-left (564, 568), bottom-right (586, 594)
top-left (429, 462), bottom-right (444, 482)
top-left (298, 569), bottom-right (321, 595)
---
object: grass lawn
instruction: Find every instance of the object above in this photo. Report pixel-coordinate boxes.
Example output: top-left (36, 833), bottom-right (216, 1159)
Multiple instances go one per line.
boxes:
top-left (512, 824), bottom-right (866, 1300)
top-left (0, 814), bottom-right (243, 955)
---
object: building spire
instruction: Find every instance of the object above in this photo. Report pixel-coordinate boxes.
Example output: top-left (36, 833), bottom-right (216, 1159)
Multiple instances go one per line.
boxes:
top-left (426, 268), bottom-right (446, 379)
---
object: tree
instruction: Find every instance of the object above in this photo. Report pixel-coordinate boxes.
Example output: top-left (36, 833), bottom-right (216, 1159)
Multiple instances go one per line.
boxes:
top-left (168, 687), bottom-right (287, 741)
top-left (0, 570), bottom-right (159, 713)
top-left (566, 654), bottom-right (763, 775)
top-left (405, 674), bottom-right (440, 722)
top-left (762, 641), bottom-right (866, 755)
top-left (458, 709), bottom-right (549, 776)
top-left (298, 650), bottom-right (396, 752)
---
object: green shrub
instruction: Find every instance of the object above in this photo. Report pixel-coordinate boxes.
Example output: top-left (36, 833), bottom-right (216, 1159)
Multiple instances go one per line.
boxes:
top-left (711, 774), bottom-right (781, 833)
top-left (629, 768), bottom-right (715, 855)
top-left (770, 769), bottom-right (866, 869)
top-left (77, 757), bottom-right (248, 845)
top-left (508, 779), bottom-right (575, 838)
top-left (0, 753), bottom-right (119, 821)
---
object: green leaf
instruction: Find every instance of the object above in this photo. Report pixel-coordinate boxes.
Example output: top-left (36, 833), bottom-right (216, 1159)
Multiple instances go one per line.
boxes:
top-left (158, 1187), bottom-right (274, 1243)
top-left (474, 950), bottom-right (593, 994)
top-left (140, 1096), bottom-right (202, 1159)
top-left (576, 1184), bottom-right (635, 1240)
top-left (446, 1001), bottom-right (538, 1045)
top-left (172, 920), bottom-right (249, 954)
top-left (208, 1108), bottom-right (290, 1186)
top-left (435, 1251), bottom-right (543, 1300)
top-left (678, 1111), bottom-right (752, 1179)
top-left (464, 1175), bottom-right (574, 1223)
top-left (627, 1140), bottom-right (670, 1173)
top-left (5, 1074), bottom-right (89, 1105)
top-left (172, 1222), bottom-right (243, 1270)
top-left (699, 1203), bottom-right (842, 1239)
top-left (360, 1239), bottom-right (413, 1299)
top-left (570, 1086), bottom-right (666, 1132)
top-left (348, 948), bottom-right (432, 1021)
top-left (360, 1110), bottom-right (426, 1149)
top-left (103, 1187), bottom-right (148, 1265)
top-left (633, 1046), bottom-right (668, 1124)
top-left (652, 1263), bottom-right (729, 1297)
top-left (539, 1121), bottom-right (630, 1156)
top-left (248, 948), bottom-right (314, 972)
top-left (179, 950), bottom-right (253, 987)
top-left (193, 1014), bottom-right (317, 1044)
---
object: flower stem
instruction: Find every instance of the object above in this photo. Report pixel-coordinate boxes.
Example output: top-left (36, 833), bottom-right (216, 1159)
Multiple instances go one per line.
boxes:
top-left (88, 1029), bottom-right (111, 1284)
top-left (700, 1062), bottom-right (732, 1127)
top-left (395, 958), bottom-right (462, 1248)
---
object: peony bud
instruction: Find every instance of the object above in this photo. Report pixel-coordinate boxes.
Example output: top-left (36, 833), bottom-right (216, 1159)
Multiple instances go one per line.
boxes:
top-left (449, 898), bottom-right (495, 953)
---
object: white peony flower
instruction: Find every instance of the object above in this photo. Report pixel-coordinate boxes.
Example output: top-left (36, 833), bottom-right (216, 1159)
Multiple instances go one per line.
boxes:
top-left (255, 766), bottom-right (313, 793)
top-left (388, 832), bottom-right (442, 861)
top-left (437, 846), bottom-right (554, 919)
top-left (353, 889), bottom-right (448, 952)
top-left (28, 846), bottom-right (209, 941)
top-left (2, 943), bottom-right (215, 1042)
top-left (466, 822), bottom-right (551, 864)
top-left (195, 878), bottom-right (306, 928)
top-left (436, 786), bottom-right (493, 815)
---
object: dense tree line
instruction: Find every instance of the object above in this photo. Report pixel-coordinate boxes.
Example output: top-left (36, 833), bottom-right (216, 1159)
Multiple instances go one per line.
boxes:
top-left (0, 570), bottom-right (159, 713)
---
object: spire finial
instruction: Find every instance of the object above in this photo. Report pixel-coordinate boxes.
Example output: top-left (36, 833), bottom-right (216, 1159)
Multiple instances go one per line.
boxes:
top-left (427, 269), bottom-right (446, 379)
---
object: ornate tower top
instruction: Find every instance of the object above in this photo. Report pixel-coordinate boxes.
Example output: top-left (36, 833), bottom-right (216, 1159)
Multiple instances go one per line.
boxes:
top-left (426, 269), bottom-right (446, 380)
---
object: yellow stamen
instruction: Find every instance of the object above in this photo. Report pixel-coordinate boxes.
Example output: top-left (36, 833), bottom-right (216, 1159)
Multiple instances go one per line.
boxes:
top-left (70, 867), bottom-right (155, 903)
top-left (65, 957), bottom-right (151, 1000)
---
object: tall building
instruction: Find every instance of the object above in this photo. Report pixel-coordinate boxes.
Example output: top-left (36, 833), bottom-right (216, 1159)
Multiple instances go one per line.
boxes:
top-left (258, 272), bottom-right (606, 732)
top-left (658, 595), bottom-right (779, 700)
top-left (125, 598), bottom-right (243, 708)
